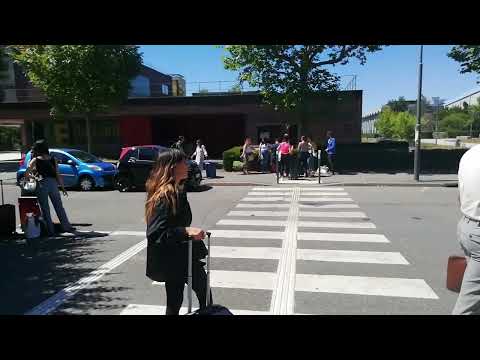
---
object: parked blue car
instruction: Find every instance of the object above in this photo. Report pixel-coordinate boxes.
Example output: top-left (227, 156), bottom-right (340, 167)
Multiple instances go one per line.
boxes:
top-left (17, 148), bottom-right (118, 191)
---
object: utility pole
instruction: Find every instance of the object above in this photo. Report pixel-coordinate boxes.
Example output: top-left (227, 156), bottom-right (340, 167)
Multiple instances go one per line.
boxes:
top-left (414, 45), bottom-right (423, 181)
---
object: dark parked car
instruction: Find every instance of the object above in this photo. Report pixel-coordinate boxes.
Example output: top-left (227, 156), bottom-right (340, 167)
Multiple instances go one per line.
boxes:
top-left (115, 145), bottom-right (202, 192)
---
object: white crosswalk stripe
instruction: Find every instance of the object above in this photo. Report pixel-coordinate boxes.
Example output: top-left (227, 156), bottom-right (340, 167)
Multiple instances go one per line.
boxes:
top-left (236, 203), bottom-right (360, 209)
top-left (297, 249), bottom-right (409, 265)
top-left (153, 270), bottom-right (276, 290)
top-left (295, 274), bottom-right (439, 299)
top-left (297, 232), bottom-right (390, 243)
top-left (297, 221), bottom-right (376, 229)
top-left (121, 304), bottom-right (271, 315)
top-left (210, 246), bottom-right (282, 259)
top-left (124, 185), bottom-right (439, 316)
top-left (209, 229), bottom-right (284, 239)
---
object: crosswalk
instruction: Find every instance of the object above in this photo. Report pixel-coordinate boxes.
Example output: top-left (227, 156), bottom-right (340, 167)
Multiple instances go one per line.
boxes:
top-left (120, 185), bottom-right (439, 315)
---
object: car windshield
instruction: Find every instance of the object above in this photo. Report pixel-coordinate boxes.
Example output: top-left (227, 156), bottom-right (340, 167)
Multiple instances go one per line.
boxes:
top-left (66, 150), bottom-right (99, 164)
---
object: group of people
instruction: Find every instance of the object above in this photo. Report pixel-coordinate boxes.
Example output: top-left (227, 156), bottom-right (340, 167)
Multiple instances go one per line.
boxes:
top-left (172, 136), bottom-right (209, 172)
top-left (240, 131), bottom-right (337, 178)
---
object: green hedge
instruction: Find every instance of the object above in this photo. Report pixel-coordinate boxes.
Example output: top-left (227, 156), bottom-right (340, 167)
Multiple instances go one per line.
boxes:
top-left (328, 147), bottom-right (467, 173)
top-left (223, 146), bottom-right (243, 172)
top-left (232, 161), bottom-right (244, 171)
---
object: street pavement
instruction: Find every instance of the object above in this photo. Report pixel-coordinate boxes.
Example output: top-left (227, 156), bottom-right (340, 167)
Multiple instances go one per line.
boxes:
top-left (0, 183), bottom-right (461, 315)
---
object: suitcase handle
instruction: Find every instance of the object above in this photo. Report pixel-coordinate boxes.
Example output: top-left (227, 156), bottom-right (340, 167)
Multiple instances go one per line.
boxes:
top-left (187, 231), bottom-right (212, 313)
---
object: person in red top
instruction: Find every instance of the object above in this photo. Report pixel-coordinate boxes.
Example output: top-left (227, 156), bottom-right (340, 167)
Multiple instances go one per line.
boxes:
top-left (278, 135), bottom-right (293, 178)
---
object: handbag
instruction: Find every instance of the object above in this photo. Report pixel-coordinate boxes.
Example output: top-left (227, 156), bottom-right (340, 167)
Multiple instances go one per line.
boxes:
top-left (22, 178), bottom-right (38, 194)
top-left (447, 255), bottom-right (467, 292)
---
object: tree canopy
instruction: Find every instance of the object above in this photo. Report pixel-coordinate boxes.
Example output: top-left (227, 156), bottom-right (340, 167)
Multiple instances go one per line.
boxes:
top-left (222, 45), bottom-right (383, 111)
top-left (448, 45), bottom-right (480, 82)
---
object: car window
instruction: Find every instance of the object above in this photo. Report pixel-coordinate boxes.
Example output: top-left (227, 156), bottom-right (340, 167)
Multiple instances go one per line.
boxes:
top-left (139, 148), bottom-right (155, 161)
top-left (126, 149), bottom-right (138, 161)
top-left (66, 150), bottom-right (99, 164)
top-left (51, 152), bottom-right (72, 165)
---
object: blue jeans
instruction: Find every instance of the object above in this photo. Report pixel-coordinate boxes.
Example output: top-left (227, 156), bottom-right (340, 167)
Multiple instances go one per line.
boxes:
top-left (36, 177), bottom-right (73, 235)
top-left (260, 151), bottom-right (270, 172)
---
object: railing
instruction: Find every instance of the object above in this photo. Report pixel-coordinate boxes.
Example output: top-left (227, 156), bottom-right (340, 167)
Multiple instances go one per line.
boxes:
top-left (1, 75), bottom-right (358, 104)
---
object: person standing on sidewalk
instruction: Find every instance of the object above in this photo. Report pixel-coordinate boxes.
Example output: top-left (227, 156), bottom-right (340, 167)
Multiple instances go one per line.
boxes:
top-left (240, 137), bottom-right (254, 175)
top-left (191, 139), bottom-right (208, 172)
top-left (172, 136), bottom-right (185, 153)
top-left (25, 139), bottom-right (75, 237)
top-left (278, 135), bottom-right (293, 178)
top-left (298, 136), bottom-right (310, 177)
top-left (259, 138), bottom-right (271, 173)
top-left (145, 148), bottom-right (210, 315)
top-left (325, 130), bottom-right (337, 175)
top-left (452, 144), bottom-right (480, 315)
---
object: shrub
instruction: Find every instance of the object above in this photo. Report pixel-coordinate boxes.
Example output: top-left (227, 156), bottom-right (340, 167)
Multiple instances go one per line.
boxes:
top-left (232, 161), bottom-right (244, 171)
top-left (222, 146), bottom-right (243, 172)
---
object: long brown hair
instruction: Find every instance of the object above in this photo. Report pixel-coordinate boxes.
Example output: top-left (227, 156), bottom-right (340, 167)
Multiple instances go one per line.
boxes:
top-left (145, 148), bottom-right (187, 223)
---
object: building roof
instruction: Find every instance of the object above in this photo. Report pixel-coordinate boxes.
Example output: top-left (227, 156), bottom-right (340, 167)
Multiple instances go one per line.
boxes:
top-left (444, 86), bottom-right (480, 106)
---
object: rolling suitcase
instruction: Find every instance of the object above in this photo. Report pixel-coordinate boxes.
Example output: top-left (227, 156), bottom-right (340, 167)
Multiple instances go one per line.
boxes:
top-left (447, 255), bottom-right (467, 293)
top-left (186, 231), bottom-right (233, 315)
top-left (0, 179), bottom-right (16, 238)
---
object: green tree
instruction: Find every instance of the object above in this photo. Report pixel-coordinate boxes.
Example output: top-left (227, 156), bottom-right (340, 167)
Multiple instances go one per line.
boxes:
top-left (439, 112), bottom-right (471, 136)
top-left (448, 45), bottom-right (480, 82)
top-left (386, 96), bottom-right (409, 112)
top-left (222, 45), bottom-right (383, 132)
top-left (8, 45), bottom-right (143, 152)
top-left (393, 111), bottom-right (416, 140)
top-left (375, 107), bottom-right (396, 138)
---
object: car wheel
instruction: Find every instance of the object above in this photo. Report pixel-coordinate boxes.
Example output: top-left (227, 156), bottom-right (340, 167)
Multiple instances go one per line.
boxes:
top-left (115, 175), bottom-right (132, 192)
top-left (79, 176), bottom-right (94, 191)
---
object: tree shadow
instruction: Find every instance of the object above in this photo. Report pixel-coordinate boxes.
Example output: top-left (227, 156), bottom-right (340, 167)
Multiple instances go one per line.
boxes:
top-left (0, 232), bottom-right (132, 315)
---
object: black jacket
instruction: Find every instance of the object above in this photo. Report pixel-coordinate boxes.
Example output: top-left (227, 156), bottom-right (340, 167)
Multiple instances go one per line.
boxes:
top-left (145, 191), bottom-right (208, 282)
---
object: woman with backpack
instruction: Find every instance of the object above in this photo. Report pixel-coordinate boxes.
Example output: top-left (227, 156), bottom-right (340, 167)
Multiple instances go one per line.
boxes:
top-left (145, 148), bottom-right (211, 315)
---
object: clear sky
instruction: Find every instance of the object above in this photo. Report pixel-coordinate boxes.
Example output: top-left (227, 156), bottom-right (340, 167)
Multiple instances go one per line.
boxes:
top-left (139, 45), bottom-right (479, 116)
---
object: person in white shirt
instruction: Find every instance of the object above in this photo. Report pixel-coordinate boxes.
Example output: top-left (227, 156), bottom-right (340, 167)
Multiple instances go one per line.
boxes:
top-left (453, 144), bottom-right (480, 315)
top-left (259, 138), bottom-right (271, 173)
top-left (191, 139), bottom-right (208, 172)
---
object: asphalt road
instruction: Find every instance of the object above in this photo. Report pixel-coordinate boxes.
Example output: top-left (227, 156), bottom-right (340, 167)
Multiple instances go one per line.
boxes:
top-left (0, 183), bottom-right (462, 315)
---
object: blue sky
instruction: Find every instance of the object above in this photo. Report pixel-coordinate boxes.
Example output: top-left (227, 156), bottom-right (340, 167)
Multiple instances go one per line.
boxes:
top-left (139, 45), bottom-right (479, 116)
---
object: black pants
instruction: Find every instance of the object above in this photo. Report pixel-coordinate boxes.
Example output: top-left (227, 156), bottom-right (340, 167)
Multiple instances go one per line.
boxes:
top-left (165, 261), bottom-right (212, 315)
top-left (327, 154), bottom-right (336, 174)
top-left (299, 152), bottom-right (309, 176)
top-left (280, 154), bottom-right (291, 177)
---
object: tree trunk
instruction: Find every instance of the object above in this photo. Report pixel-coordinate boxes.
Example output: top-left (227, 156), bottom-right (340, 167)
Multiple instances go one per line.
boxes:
top-left (85, 114), bottom-right (92, 153)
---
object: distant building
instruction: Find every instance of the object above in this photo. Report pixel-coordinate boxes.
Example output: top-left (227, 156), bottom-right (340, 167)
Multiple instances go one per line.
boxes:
top-left (170, 74), bottom-right (186, 96)
top-left (444, 87), bottom-right (480, 109)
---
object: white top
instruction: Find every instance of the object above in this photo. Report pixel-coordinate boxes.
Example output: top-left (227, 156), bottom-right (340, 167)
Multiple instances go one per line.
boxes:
top-left (192, 145), bottom-right (208, 164)
top-left (259, 143), bottom-right (270, 152)
top-left (458, 144), bottom-right (480, 221)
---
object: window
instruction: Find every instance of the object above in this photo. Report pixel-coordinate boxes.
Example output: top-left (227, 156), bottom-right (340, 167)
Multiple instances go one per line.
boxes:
top-left (130, 75), bottom-right (151, 97)
top-left (51, 152), bottom-right (72, 165)
top-left (162, 84), bottom-right (169, 95)
top-left (139, 148), bottom-right (156, 161)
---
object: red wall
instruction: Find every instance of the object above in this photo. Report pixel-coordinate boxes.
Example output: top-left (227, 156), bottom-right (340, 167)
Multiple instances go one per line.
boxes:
top-left (119, 116), bottom-right (152, 146)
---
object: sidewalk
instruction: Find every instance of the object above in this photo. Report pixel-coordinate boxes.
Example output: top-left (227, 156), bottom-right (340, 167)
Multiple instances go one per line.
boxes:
top-left (202, 169), bottom-right (458, 187)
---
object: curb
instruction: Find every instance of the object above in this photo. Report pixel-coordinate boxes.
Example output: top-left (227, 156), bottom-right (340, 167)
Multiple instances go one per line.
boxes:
top-left (203, 181), bottom-right (458, 188)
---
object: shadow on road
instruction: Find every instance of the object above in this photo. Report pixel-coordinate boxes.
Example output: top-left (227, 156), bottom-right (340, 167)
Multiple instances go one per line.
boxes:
top-left (0, 232), bottom-right (131, 315)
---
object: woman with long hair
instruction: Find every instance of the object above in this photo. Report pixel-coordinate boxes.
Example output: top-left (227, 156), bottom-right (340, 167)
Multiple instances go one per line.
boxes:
top-left (145, 148), bottom-right (210, 315)
top-left (240, 137), bottom-right (254, 175)
top-left (278, 135), bottom-right (293, 178)
top-left (25, 139), bottom-right (75, 236)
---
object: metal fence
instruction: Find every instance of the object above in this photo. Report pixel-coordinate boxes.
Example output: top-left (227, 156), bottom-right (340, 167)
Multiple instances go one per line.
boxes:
top-left (1, 75), bottom-right (358, 103)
